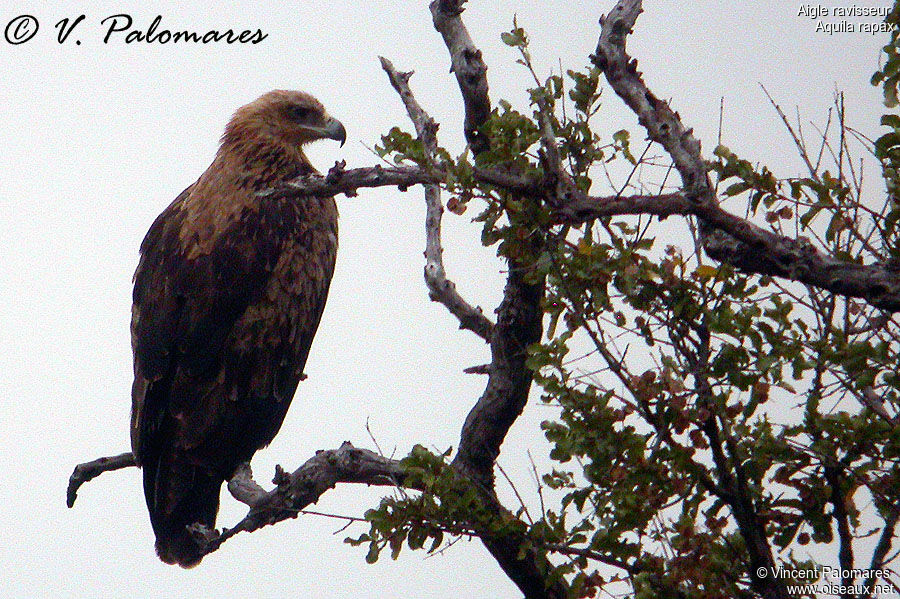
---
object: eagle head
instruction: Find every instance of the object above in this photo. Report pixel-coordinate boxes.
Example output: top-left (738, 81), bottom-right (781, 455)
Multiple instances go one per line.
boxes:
top-left (222, 89), bottom-right (346, 150)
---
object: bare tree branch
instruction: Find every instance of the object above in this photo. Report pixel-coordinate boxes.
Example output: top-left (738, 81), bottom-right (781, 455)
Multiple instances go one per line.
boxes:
top-left (195, 442), bottom-right (405, 556)
top-left (379, 58), bottom-right (440, 156)
top-left (593, 1), bottom-right (710, 205)
top-left (430, 0), bottom-right (492, 154)
top-left (261, 163), bottom-right (439, 200)
top-left (66, 451), bottom-right (136, 508)
top-left (865, 506), bottom-right (900, 595)
top-left (380, 56), bottom-right (495, 341)
top-left (589, 0), bottom-right (900, 314)
top-left (68, 444), bottom-right (405, 556)
top-left (452, 265), bottom-right (566, 599)
top-left (696, 216), bottom-right (900, 312)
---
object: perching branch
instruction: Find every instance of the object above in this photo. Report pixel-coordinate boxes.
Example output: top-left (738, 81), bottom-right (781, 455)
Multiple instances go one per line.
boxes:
top-left (262, 163), bottom-right (439, 200)
top-left (66, 451), bottom-right (136, 508)
top-left (195, 442), bottom-right (405, 556)
top-left (67, 443), bottom-right (406, 557)
top-left (380, 56), bottom-right (495, 342)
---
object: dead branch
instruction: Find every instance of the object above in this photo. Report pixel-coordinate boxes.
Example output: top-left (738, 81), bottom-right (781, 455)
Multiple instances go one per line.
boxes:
top-left (593, 0), bottom-right (711, 204)
top-left (430, 0), bottom-right (492, 154)
top-left (196, 442), bottom-right (405, 556)
top-left (68, 443), bottom-right (405, 558)
top-left (262, 163), bottom-right (439, 200)
top-left (380, 56), bottom-right (495, 341)
top-left (66, 451), bottom-right (136, 508)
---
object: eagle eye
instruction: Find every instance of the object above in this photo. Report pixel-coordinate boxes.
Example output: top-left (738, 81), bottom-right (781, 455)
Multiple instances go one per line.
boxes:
top-left (290, 105), bottom-right (313, 122)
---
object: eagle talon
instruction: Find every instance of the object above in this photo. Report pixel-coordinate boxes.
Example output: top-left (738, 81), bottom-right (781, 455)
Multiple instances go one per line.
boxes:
top-left (186, 522), bottom-right (219, 546)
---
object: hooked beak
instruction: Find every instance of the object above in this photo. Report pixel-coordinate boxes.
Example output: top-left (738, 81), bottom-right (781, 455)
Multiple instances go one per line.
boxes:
top-left (321, 117), bottom-right (346, 147)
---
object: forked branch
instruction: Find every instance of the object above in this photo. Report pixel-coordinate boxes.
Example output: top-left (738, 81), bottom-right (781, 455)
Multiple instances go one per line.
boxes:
top-left (380, 56), bottom-right (495, 341)
top-left (67, 443), bottom-right (406, 558)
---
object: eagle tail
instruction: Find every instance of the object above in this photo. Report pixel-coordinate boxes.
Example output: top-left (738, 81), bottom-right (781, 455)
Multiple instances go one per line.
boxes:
top-left (143, 456), bottom-right (222, 568)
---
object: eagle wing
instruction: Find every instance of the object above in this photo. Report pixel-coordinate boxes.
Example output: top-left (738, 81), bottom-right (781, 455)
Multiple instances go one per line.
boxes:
top-left (130, 186), bottom-right (278, 466)
top-left (130, 184), bottom-right (336, 567)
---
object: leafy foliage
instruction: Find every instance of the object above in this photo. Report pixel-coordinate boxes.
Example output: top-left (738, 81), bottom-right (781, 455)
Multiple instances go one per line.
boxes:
top-left (361, 11), bottom-right (900, 599)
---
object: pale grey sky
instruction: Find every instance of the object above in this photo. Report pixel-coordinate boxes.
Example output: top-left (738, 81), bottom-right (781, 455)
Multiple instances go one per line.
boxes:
top-left (0, 1), bottom-right (890, 597)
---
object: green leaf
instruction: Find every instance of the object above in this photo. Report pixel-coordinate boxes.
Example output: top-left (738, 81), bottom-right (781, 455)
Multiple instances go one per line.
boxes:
top-left (724, 181), bottom-right (751, 197)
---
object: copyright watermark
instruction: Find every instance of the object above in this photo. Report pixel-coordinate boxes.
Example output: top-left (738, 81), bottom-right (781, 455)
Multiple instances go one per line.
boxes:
top-left (756, 566), bottom-right (895, 596)
top-left (0, 13), bottom-right (267, 45)
top-left (5, 15), bottom-right (38, 44)
top-left (757, 566), bottom-right (892, 580)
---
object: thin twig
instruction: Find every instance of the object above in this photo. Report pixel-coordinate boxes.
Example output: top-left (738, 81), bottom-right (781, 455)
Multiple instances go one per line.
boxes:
top-left (497, 463), bottom-right (534, 525)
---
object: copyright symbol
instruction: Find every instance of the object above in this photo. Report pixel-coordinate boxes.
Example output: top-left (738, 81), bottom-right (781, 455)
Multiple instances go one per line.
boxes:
top-left (757, 567), bottom-right (768, 578)
top-left (5, 15), bottom-right (39, 44)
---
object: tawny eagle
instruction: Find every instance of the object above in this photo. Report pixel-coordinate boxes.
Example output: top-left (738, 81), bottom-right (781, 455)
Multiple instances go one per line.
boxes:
top-left (130, 90), bottom-right (345, 567)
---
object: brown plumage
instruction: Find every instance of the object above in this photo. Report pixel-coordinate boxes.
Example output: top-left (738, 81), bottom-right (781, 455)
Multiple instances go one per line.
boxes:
top-left (130, 90), bottom-right (345, 567)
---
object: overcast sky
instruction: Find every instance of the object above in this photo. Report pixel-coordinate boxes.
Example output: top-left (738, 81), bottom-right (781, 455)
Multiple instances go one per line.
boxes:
top-left (0, 1), bottom-right (891, 597)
